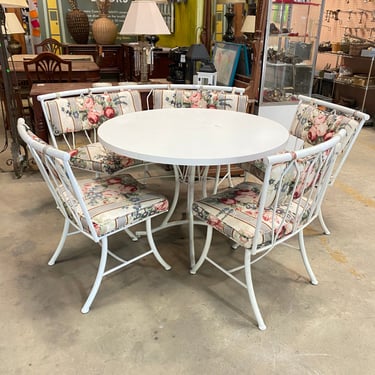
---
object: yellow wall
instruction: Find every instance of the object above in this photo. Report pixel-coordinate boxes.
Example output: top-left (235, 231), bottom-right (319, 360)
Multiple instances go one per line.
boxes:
top-left (158, 0), bottom-right (202, 48)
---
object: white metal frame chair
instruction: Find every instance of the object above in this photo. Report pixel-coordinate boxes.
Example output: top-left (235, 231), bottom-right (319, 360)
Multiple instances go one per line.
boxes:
top-left (240, 95), bottom-right (369, 234)
top-left (152, 83), bottom-right (252, 193)
top-left (18, 118), bottom-right (171, 313)
top-left (38, 85), bottom-right (148, 176)
top-left (191, 131), bottom-right (344, 330)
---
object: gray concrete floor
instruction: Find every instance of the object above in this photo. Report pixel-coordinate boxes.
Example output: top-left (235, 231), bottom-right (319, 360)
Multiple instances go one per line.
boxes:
top-left (0, 126), bottom-right (375, 375)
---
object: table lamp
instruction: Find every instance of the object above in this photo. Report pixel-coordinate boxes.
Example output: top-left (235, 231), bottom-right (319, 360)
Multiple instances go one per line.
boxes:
top-left (120, 0), bottom-right (170, 83)
top-left (1, 12), bottom-right (25, 55)
top-left (217, 0), bottom-right (246, 42)
top-left (241, 15), bottom-right (256, 39)
top-left (185, 43), bottom-right (210, 84)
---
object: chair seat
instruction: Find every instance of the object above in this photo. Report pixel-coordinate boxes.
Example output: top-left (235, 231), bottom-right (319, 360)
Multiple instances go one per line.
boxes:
top-left (69, 142), bottom-right (143, 174)
top-left (193, 181), bottom-right (308, 249)
top-left (60, 174), bottom-right (168, 237)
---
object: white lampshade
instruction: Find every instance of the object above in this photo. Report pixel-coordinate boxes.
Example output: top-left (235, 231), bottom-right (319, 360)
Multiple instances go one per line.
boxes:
top-left (241, 15), bottom-right (256, 33)
top-left (0, 0), bottom-right (27, 7)
top-left (120, 0), bottom-right (170, 35)
top-left (1, 13), bottom-right (24, 34)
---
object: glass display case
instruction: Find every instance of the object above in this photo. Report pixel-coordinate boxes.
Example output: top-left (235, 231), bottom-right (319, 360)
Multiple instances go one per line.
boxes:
top-left (259, 0), bottom-right (325, 107)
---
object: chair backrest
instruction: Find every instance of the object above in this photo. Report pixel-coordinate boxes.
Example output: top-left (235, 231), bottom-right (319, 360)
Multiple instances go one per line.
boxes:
top-left (17, 118), bottom-right (101, 242)
top-left (289, 95), bottom-right (369, 184)
top-left (153, 84), bottom-right (249, 112)
top-left (38, 87), bottom-right (143, 149)
top-left (34, 38), bottom-right (63, 54)
top-left (252, 130), bottom-right (344, 250)
top-left (23, 52), bottom-right (72, 87)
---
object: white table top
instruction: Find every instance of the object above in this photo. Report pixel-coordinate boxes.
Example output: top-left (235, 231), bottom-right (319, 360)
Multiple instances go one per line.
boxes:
top-left (98, 108), bottom-right (289, 166)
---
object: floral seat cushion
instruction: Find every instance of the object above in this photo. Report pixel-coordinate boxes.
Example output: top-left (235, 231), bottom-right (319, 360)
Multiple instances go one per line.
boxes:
top-left (192, 181), bottom-right (308, 249)
top-left (60, 174), bottom-right (169, 237)
top-left (153, 89), bottom-right (248, 112)
top-left (69, 142), bottom-right (144, 175)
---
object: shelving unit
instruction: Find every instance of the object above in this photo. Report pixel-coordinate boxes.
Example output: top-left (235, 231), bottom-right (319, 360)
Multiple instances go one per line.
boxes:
top-left (257, 0), bottom-right (325, 127)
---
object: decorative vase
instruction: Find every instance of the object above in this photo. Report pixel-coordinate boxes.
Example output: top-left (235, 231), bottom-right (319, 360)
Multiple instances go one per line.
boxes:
top-left (66, 0), bottom-right (89, 44)
top-left (92, 14), bottom-right (118, 45)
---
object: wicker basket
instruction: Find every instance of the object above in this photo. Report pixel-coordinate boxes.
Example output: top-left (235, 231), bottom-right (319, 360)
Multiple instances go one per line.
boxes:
top-left (66, 9), bottom-right (89, 44)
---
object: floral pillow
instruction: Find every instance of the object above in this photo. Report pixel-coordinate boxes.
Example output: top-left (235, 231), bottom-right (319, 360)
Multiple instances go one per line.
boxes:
top-left (290, 103), bottom-right (359, 153)
top-left (153, 89), bottom-right (248, 112)
top-left (46, 90), bottom-right (142, 136)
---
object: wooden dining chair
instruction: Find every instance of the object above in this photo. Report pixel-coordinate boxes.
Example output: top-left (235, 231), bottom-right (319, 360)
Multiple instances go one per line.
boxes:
top-left (23, 51), bottom-right (72, 87)
top-left (33, 37), bottom-right (64, 54)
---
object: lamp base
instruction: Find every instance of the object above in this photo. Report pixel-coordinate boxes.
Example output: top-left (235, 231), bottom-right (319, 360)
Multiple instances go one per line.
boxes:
top-left (7, 38), bottom-right (22, 55)
top-left (223, 6), bottom-right (235, 42)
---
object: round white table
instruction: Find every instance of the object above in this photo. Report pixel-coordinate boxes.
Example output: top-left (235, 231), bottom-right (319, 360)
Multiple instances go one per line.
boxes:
top-left (99, 108), bottom-right (289, 267)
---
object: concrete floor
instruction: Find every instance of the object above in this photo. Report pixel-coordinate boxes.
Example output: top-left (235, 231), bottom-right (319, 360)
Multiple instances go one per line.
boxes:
top-left (0, 126), bottom-right (375, 375)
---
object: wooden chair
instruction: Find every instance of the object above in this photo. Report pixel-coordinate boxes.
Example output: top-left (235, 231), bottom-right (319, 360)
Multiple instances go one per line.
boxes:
top-left (191, 131), bottom-right (345, 330)
top-left (17, 118), bottom-right (171, 313)
top-left (33, 37), bottom-right (64, 54)
top-left (23, 51), bottom-right (72, 87)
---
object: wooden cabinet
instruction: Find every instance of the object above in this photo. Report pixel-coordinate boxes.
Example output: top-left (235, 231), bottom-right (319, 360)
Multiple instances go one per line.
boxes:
top-left (122, 43), bottom-right (172, 82)
top-left (63, 44), bottom-right (123, 81)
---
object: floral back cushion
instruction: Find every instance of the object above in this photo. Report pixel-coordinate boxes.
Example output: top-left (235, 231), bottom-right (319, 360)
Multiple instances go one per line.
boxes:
top-left (46, 90), bottom-right (142, 136)
top-left (290, 103), bottom-right (360, 153)
top-left (153, 89), bottom-right (248, 112)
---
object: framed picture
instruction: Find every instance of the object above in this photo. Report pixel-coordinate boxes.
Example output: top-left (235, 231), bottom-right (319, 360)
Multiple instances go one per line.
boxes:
top-left (212, 42), bottom-right (242, 86)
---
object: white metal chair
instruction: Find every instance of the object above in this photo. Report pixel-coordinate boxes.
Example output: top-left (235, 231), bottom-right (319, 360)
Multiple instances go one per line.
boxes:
top-left (191, 131), bottom-right (344, 330)
top-left (152, 84), bottom-right (251, 193)
top-left (18, 118), bottom-right (171, 314)
top-left (240, 95), bottom-right (370, 234)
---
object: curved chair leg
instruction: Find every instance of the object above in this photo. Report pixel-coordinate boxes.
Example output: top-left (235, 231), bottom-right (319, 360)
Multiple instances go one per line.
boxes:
top-left (318, 209), bottom-right (331, 235)
top-left (124, 228), bottom-right (138, 242)
top-left (244, 250), bottom-right (267, 330)
top-left (81, 237), bottom-right (109, 314)
top-left (298, 231), bottom-right (318, 285)
top-left (145, 219), bottom-right (171, 271)
top-left (161, 164), bottom-right (181, 226)
top-left (48, 218), bottom-right (70, 266)
top-left (190, 226), bottom-right (213, 274)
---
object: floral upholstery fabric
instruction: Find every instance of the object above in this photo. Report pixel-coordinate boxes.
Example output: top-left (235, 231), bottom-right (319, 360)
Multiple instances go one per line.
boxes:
top-left (46, 90), bottom-right (142, 135)
top-left (240, 101), bottom-right (360, 178)
top-left (69, 142), bottom-right (143, 175)
top-left (44, 90), bottom-right (143, 174)
top-left (153, 89), bottom-right (248, 112)
top-left (60, 174), bottom-right (169, 237)
top-left (192, 181), bottom-right (308, 249)
top-left (290, 103), bottom-right (360, 152)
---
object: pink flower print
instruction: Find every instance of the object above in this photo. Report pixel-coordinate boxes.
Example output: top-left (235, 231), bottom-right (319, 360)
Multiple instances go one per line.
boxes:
top-left (120, 184), bottom-right (138, 193)
top-left (308, 125), bottom-right (318, 142)
top-left (121, 157), bottom-right (134, 168)
top-left (83, 97), bottom-right (95, 110)
top-left (323, 131), bottom-right (334, 141)
top-left (220, 197), bottom-right (236, 205)
top-left (154, 200), bottom-right (169, 212)
top-left (234, 189), bottom-right (258, 203)
top-left (87, 112), bottom-right (100, 124)
top-left (189, 92), bottom-right (204, 108)
top-left (207, 215), bottom-right (224, 231)
top-left (69, 149), bottom-right (78, 157)
top-left (107, 177), bottom-right (122, 185)
top-left (104, 106), bottom-right (115, 119)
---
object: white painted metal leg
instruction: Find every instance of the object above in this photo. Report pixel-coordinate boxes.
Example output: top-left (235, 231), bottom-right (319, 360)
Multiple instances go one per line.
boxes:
top-left (124, 228), bottom-right (138, 242)
top-left (145, 219), bottom-right (171, 270)
top-left (190, 226), bottom-right (213, 274)
top-left (318, 208), bottom-right (331, 235)
top-left (188, 166), bottom-right (196, 268)
top-left (81, 237), bottom-right (108, 314)
top-left (298, 231), bottom-right (318, 285)
top-left (48, 218), bottom-right (70, 266)
top-left (244, 250), bottom-right (266, 330)
top-left (161, 164), bottom-right (181, 226)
